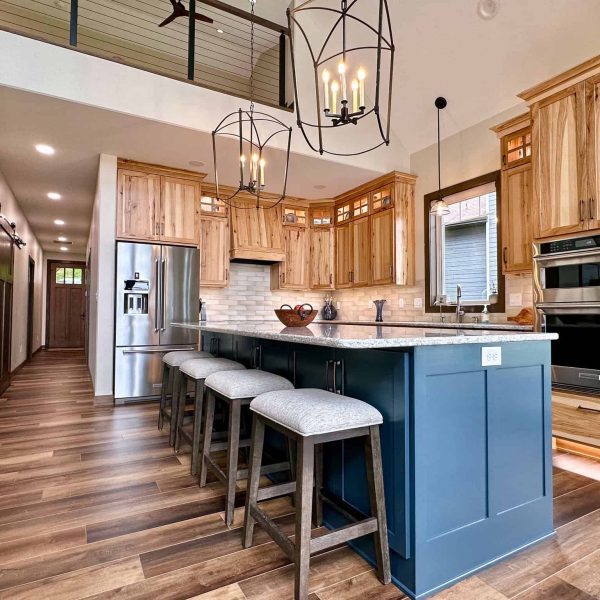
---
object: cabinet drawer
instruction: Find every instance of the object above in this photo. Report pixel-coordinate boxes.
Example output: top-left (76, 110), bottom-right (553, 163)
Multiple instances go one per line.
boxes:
top-left (553, 396), bottom-right (600, 447)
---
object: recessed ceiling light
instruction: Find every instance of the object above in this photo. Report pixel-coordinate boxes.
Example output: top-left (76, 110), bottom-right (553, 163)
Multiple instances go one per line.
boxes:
top-left (47, 192), bottom-right (62, 200)
top-left (216, 28), bottom-right (224, 34)
top-left (35, 144), bottom-right (55, 155)
top-left (60, 246), bottom-right (68, 251)
top-left (477, 0), bottom-right (499, 19)
top-left (189, 160), bottom-right (205, 167)
top-left (57, 236), bottom-right (67, 242)
top-left (314, 184), bottom-right (327, 190)
top-left (54, 219), bottom-right (65, 225)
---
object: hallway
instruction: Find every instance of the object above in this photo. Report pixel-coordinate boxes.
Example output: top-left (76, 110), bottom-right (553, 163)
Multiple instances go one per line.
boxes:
top-left (0, 351), bottom-right (599, 599)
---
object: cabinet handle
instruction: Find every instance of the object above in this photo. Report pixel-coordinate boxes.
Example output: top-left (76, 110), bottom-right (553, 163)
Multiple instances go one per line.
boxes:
top-left (349, 271), bottom-right (354, 283)
top-left (503, 247), bottom-right (508, 265)
top-left (225, 268), bottom-right (229, 281)
top-left (329, 273), bottom-right (333, 285)
top-left (580, 200), bottom-right (586, 223)
top-left (577, 405), bottom-right (600, 414)
top-left (590, 197), bottom-right (596, 221)
top-left (389, 264), bottom-right (393, 277)
top-left (325, 360), bottom-right (335, 392)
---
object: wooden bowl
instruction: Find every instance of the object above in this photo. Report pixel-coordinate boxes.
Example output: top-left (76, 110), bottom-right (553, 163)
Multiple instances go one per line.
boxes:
top-left (274, 304), bottom-right (318, 327)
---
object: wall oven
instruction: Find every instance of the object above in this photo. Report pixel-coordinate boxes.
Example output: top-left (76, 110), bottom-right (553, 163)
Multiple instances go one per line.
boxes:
top-left (534, 234), bottom-right (600, 393)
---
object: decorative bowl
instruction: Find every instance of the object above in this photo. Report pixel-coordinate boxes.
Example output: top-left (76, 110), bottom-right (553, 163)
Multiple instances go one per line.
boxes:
top-left (274, 304), bottom-right (318, 327)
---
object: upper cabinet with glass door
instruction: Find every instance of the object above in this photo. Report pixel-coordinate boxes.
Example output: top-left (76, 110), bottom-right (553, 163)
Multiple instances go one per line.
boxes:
top-left (502, 128), bottom-right (531, 169)
top-left (200, 195), bottom-right (228, 217)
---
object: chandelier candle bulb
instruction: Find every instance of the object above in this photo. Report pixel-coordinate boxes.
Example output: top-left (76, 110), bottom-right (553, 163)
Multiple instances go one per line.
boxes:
top-left (338, 62), bottom-right (347, 101)
top-left (251, 153), bottom-right (259, 183)
top-left (358, 68), bottom-right (366, 108)
top-left (331, 80), bottom-right (339, 114)
top-left (351, 79), bottom-right (359, 113)
top-left (259, 158), bottom-right (265, 187)
top-left (322, 69), bottom-right (330, 111)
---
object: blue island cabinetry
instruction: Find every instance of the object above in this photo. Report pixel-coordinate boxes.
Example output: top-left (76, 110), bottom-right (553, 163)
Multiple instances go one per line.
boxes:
top-left (200, 330), bottom-right (553, 599)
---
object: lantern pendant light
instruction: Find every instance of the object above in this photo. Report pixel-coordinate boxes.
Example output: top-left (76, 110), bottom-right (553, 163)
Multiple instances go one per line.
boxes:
top-left (287, 0), bottom-right (394, 156)
top-left (212, 0), bottom-right (292, 208)
top-left (430, 97), bottom-right (450, 217)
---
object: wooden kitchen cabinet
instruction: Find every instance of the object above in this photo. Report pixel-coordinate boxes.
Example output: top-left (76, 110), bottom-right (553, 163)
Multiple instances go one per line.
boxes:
top-left (229, 199), bottom-right (285, 262)
top-left (160, 176), bottom-right (200, 245)
top-left (116, 169), bottom-right (160, 241)
top-left (335, 223), bottom-right (352, 289)
top-left (531, 84), bottom-right (588, 239)
top-left (501, 163), bottom-right (533, 273)
top-left (271, 227), bottom-right (310, 290)
top-left (310, 228), bottom-right (334, 290)
top-left (585, 73), bottom-right (600, 230)
top-left (370, 208), bottom-right (395, 284)
top-left (199, 217), bottom-right (229, 287)
top-left (350, 216), bottom-right (370, 287)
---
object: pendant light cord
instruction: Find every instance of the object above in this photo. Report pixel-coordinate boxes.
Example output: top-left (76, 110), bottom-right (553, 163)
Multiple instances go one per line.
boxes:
top-left (437, 105), bottom-right (441, 199)
top-left (249, 0), bottom-right (255, 113)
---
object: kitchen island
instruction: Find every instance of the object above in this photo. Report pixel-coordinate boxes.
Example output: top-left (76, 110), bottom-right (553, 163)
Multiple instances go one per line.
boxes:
top-left (174, 321), bottom-right (557, 599)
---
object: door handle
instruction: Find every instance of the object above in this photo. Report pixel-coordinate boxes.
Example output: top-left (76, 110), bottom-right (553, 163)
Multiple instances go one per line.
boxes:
top-left (154, 258), bottom-right (160, 332)
top-left (577, 404), bottom-right (600, 414)
top-left (161, 259), bottom-right (166, 331)
top-left (122, 347), bottom-right (196, 354)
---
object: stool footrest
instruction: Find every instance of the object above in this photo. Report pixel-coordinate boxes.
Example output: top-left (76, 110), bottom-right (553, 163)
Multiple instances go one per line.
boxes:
top-left (250, 504), bottom-right (295, 561)
top-left (257, 481), bottom-right (296, 502)
top-left (209, 438), bottom-right (251, 453)
top-left (309, 518), bottom-right (378, 554)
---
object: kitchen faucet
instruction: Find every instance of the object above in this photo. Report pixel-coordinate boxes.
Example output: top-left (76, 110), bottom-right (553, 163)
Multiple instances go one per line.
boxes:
top-left (456, 285), bottom-right (465, 323)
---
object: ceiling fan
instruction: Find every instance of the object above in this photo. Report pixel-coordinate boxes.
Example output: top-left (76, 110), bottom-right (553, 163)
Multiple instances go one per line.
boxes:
top-left (159, 0), bottom-right (214, 27)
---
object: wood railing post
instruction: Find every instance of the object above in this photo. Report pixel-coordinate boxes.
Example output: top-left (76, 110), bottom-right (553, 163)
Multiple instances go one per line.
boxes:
top-left (188, 0), bottom-right (196, 80)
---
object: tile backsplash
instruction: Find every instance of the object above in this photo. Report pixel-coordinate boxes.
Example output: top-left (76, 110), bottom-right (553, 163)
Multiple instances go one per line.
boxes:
top-left (200, 263), bottom-right (533, 323)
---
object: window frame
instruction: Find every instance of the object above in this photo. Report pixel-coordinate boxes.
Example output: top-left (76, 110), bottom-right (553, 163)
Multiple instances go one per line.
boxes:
top-left (424, 170), bottom-right (505, 314)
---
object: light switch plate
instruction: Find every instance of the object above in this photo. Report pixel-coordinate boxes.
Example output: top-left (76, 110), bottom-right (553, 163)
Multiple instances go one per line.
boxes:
top-left (414, 297), bottom-right (423, 308)
top-left (482, 347), bottom-right (502, 367)
top-left (509, 293), bottom-right (523, 307)
top-left (398, 298), bottom-right (405, 308)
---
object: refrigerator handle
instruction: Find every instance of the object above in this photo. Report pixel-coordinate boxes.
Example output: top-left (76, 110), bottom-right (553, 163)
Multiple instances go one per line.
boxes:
top-left (154, 258), bottom-right (160, 333)
top-left (161, 258), bottom-right (167, 331)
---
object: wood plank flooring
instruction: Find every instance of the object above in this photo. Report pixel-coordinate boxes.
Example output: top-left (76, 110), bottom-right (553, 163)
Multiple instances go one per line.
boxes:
top-left (0, 350), bottom-right (599, 599)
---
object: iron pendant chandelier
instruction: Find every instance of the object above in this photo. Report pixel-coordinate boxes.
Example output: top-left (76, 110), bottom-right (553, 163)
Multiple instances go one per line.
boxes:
top-left (212, 0), bottom-right (292, 208)
top-left (287, 0), bottom-right (394, 156)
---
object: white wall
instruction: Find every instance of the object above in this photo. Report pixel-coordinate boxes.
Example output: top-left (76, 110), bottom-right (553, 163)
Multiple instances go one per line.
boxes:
top-left (87, 154), bottom-right (117, 397)
top-left (0, 168), bottom-right (44, 370)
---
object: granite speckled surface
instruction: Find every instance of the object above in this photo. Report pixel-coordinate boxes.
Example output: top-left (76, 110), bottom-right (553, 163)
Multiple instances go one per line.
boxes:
top-left (173, 321), bottom-right (556, 349)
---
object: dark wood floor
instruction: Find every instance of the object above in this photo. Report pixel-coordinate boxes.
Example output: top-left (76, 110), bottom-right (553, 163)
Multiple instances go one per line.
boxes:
top-left (0, 350), bottom-right (599, 599)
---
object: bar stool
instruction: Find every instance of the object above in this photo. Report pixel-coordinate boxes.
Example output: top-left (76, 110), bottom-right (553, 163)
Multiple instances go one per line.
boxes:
top-left (243, 388), bottom-right (391, 600)
top-left (158, 350), bottom-right (212, 446)
top-left (174, 358), bottom-right (246, 476)
top-left (200, 369), bottom-right (295, 527)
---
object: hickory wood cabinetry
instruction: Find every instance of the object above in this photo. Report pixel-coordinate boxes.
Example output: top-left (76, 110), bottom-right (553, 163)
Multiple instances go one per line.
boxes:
top-left (116, 160), bottom-right (202, 245)
top-left (199, 188), bottom-right (229, 288)
top-left (309, 204), bottom-right (335, 290)
top-left (492, 114), bottom-right (533, 273)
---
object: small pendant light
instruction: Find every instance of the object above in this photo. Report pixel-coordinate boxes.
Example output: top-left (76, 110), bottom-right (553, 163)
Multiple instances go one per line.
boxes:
top-left (430, 97), bottom-right (450, 217)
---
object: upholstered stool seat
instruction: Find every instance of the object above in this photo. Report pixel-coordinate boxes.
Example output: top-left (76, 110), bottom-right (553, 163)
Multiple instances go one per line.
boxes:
top-left (158, 350), bottom-right (213, 445)
top-left (204, 370), bottom-right (294, 400)
top-left (251, 388), bottom-right (382, 436)
top-left (200, 369), bottom-right (295, 527)
top-left (174, 358), bottom-right (246, 475)
top-left (180, 358), bottom-right (246, 380)
top-left (244, 388), bottom-right (391, 600)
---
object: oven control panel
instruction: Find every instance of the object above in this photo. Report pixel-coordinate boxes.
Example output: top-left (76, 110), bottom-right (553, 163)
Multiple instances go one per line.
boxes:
top-left (540, 235), bottom-right (600, 255)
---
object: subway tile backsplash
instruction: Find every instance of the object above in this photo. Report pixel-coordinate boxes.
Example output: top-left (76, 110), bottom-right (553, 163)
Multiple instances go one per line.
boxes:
top-left (200, 263), bottom-right (533, 323)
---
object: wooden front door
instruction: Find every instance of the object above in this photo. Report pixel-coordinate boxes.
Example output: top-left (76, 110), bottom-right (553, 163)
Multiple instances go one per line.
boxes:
top-left (48, 262), bottom-right (86, 349)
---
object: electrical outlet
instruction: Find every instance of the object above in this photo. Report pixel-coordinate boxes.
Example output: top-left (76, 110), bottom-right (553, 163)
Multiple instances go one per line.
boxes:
top-left (414, 297), bottom-right (423, 308)
top-left (482, 347), bottom-right (502, 367)
top-left (509, 293), bottom-right (522, 307)
top-left (398, 298), bottom-right (405, 308)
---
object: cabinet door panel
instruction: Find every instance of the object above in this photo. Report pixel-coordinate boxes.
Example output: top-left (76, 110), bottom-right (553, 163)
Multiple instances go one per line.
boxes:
top-left (586, 76), bottom-right (600, 230)
top-left (502, 164), bottom-right (533, 273)
top-left (351, 216), bottom-right (370, 287)
top-left (200, 218), bottom-right (229, 287)
top-left (117, 170), bottom-right (159, 240)
top-left (160, 177), bottom-right (200, 245)
top-left (371, 209), bottom-right (394, 285)
top-left (281, 228), bottom-right (309, 290)
top-left (310, 229), bottom-right (334, 289)
top-left (533, 85), bottom-right (587, 238)
top-left (335, 224), bottom-right (352, 289)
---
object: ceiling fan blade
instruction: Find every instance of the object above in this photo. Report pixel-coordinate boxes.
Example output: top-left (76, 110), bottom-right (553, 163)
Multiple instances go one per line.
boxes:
top-left (195, 13), bottom-right (214, 24)
top-left (159, 13), bottom-right (177, 27)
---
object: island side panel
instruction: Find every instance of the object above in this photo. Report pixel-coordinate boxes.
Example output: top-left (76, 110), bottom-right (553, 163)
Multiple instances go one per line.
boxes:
top-left (412, 341), bottom-right (554, 598)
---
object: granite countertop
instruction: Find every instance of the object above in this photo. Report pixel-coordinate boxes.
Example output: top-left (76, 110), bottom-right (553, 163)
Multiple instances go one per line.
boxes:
top-left (313, 319), bottom-right (534, 331)
top-left (173, 321), bottom-right (556, 349)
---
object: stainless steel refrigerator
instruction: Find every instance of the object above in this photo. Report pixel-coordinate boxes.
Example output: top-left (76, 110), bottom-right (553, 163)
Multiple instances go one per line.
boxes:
top-left (114, 242), bottom-right (199, 404)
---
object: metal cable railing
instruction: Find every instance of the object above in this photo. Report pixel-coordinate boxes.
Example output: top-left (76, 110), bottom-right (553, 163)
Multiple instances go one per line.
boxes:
top-left (0, 0), bottom-right (290, 109)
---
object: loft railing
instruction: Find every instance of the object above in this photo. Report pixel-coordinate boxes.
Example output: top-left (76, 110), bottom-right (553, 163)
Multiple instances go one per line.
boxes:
top-left (0, 0), bottom-right (290, 109)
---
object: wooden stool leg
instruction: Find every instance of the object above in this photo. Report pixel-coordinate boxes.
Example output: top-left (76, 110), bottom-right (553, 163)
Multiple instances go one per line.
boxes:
top-left (243, 415), bottom-right (265, 548)
top-left (169, 368), bottom-right (182, 447)
top-left (294, 436), bottom-right (315, 600)
top-left (313, 443), bottom-right (323, 528)
top-left (199, 390), bottom-right (216, 487)
top-left (288, 438), bottom-right (297, 508)
top-left (225, 400), bottom-right (242, 527)
top-left (190, 380), bottom-right (205, 476)
top-left (171, 372), bottom-right (188, 454)
top-left (158, 363), bottom-right (169, 430)
top-left (365, 425), bottom-right (391, 585)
